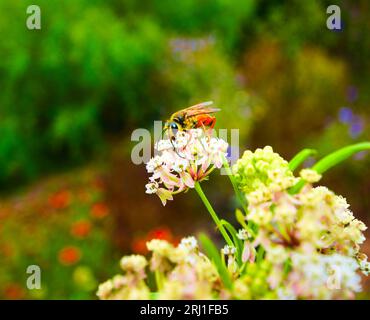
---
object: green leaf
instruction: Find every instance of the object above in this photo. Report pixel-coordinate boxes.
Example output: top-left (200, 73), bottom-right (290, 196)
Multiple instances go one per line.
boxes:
top-left (149, 292), bottom-right (159, 300)
top-left (312, 142), bottom-right (370, 174)
top-left (256, 246), bottom-right (265, 264)
top-left (222, 155), bottom-right (249, 214)
top-left (220, 219), bottom-right (243, 265)
top-left (288, 148), bottom-right (317, 172)
top-left (199, 233), bottom-right (233, 289)
top-left (290, 142), bottom-right (370, 194)
top-left (235, 209), bottom-right (247, 228)
top-left (235, 209), bottom-right (257, 238)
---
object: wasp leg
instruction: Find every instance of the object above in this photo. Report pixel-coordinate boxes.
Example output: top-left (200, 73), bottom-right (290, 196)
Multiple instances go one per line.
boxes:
top-left (170, 137), bottom-right (186, 159)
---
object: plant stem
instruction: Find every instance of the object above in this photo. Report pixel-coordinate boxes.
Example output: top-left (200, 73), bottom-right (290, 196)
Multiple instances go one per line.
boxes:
top-left (194, 182), bottom-right (234, 247)
top-left (155, 270), bottom-right (163, 291)
top-left (222, 155), bottom-right (249, 214)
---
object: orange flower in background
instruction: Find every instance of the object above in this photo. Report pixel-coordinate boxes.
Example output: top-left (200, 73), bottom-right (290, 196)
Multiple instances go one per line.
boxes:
top-left (4, 283), bottom-right (25, 300)
top-left (71, 220), bottom-right (92, 238)
top-left (132, 227), bottom-right (180, 254)
top-left (131, 238), bottom-right (147, 255)
top-left (147, 227), bottom-right (174, 241)
top-left (58, 246), bottom-right (81, 266)
top-left (90, 202), bottom-right (109, 219)
top-left (48, 190), bottom-right (71, 210)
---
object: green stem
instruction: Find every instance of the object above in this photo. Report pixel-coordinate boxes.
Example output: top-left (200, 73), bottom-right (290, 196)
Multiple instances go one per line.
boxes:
top-left (288, 148), bottom-right (317, 172)
top-left (222, 155), bottom-right (249, 214)
top-left (155, 270), bottom-right (163, 291)
top-left (194, 182), bottom-right (234, 247)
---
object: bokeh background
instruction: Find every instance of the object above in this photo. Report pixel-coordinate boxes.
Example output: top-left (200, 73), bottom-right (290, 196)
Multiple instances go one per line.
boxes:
top-left (0, 0), bottom-right (369, 299)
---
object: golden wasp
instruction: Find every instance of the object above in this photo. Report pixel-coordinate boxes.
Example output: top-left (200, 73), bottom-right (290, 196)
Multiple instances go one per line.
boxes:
top-left (163, 101), bottom-right (220, 141)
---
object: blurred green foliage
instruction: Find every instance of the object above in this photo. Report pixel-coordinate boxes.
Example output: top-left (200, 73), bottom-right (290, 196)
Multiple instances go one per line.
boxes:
top-left (0, 0), bottom-right (258, 187)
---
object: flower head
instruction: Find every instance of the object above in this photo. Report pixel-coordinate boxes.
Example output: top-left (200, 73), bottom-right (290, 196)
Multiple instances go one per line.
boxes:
top-left (120, 255), bottom-right (147, 274)
top-left (232, 146), bottom-right (298, 205)
top-left (299, 169), bottom-right (322, 183)
top-left (145, 129), bottom-right (228, 205)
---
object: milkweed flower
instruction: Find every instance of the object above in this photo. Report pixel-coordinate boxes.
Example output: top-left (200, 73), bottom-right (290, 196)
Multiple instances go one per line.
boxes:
top-left (120, 255), bottom-right (147, 275)
top-left (286, 252), bottom-right (362, 299)
top-left (299, 168), bottom-right (322, 183)
top-left (222, 245), bottom-right (238, 274)
top-left (100, 143), bottom-right (369, 300)
top-left (97, 254), bottom-right (150, 300)
top-left (232, 146), bottom-right (299, 205)
top-left (97, 237), bottom-right (220, 300)
top-left (145, 129), bottom-right (228, 205)
top-left (232, 146), bottom-right (369, 299)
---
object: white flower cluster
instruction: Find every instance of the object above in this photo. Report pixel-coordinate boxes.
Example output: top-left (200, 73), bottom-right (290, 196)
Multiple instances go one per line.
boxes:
top-left (233, 146), bottom-right (369, 299)
top-left (145, 129), bottom-right (228, 205)
top-left (233, 146), bottom-right (299, 205)
top-left (285, 252), bottom-right (362, 299)
top-left (97, 254), bottom-right (149, 300)
top-left (97, 237), bottom-right (221, 300)
top-left (98, 144), bottom-right (369, 300)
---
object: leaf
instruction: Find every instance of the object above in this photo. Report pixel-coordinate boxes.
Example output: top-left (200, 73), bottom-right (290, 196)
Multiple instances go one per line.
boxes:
top-left (199, 233), bottom-right (233, 289)
top-left (256, 246), bottom-right (265, 264)
top-left (149, 292), bottom-right (159, 300)
top-left (220, 219), bottom-right (243, 265)
top-left (235, 209), bottom-right (257, 238)
top-left (235, 209), bottom-right (247, 229)
top-left (288, 148), bottom-right (317, 172)
top-left (312, 142), bottom-right (370, 174)
top-left (289, 142), bottom-right (370, 194)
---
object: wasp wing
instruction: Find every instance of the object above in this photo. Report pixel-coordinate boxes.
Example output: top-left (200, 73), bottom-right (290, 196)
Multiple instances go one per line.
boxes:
top-left (180, 101), bottom-right (221, 117)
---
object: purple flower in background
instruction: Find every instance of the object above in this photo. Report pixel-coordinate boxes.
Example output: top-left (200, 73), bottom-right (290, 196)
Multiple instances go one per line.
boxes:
top-left (227, 145), bottom-right (232, 158)
top-left (349, 116), bottom-right (364, 138)
top-left (354, 151), bottom-right (368, 161)
top-left (303, 157), bottom-right (316, 168)
top-left (347, 86), bottom-right (358, 103)
top-left (339, 107), bottom-right (353, 124)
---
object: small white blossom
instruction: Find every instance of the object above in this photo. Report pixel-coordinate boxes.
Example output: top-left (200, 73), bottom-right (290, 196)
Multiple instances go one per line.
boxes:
top-left (145, 182), bottom-right (158, 194)
top-left (179, 236), bottom-right (198, 251)
top-left (237, 229), bottom-right (250, 240)
top-left (155, 139), bottom-right (173, 151)
top-left (300, 168), bottom-right (322, 183)
top-left (222, 245), bottom-right (236, 255)
top-left (146, 156), bottom-right (163, 173)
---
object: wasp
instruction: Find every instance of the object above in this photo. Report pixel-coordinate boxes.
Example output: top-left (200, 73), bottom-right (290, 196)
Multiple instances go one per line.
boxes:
top-left (163, 101), bottom-right (220, 141)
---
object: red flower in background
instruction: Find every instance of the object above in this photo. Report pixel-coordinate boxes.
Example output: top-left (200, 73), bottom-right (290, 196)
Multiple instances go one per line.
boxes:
top-left (58, 246), bottom-right (81, 266)
top-left (71, 220), bottom-right (91, 238)
top-left (90, 203), bottom-right (109, 219)
top-left (147, 228), bottom-right (174, 241)
top-left (132, 227), bottom-right (180, 254)
top-left (4, 283), bottom-right (25, 299)
top-left (0, 244), bottom-right (14, 258)
top-left (48, 190), bottom-right (71, 210)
